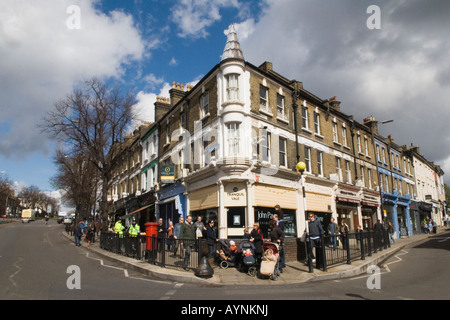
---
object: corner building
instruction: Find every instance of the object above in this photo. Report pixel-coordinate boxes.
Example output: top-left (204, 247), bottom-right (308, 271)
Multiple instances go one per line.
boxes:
top-left (155, 25), bottom-right (385, 245)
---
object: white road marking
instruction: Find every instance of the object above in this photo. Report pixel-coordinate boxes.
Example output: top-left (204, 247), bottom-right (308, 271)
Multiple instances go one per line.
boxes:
top-left (159, 283), bottom-right (184, 300)
top-left (350, 249), bottom-right (409, 280)
top-left (82, 252), bottom-right (173, 284)
top-left (9, 257), bottom-right (23, 288)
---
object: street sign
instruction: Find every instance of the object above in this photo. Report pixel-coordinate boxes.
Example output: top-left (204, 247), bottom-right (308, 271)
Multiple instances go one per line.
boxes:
top-left (160, 165), bottom-right (175, 184)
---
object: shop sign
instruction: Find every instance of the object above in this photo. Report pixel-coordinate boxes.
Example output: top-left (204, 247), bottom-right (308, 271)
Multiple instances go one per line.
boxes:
top-left (160, 165), bottom-right (175, 184)
top-left (224, 183), bottom-right (246, 207)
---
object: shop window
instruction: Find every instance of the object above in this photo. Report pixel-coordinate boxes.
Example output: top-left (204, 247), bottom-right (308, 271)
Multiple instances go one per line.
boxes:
top-left (227, 207), bottom-right (245, 229)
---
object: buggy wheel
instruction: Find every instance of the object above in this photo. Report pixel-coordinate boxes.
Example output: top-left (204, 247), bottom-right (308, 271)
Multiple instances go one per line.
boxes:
top-left (248, 266), bottom-right (257, 277)
top-left (271, 273), bottom-right (278, 281)
top-left (220, 261), bottom-right (228, 269)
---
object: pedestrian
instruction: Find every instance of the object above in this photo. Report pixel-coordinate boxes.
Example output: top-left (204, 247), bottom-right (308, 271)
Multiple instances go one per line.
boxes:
top-left (74, 221), bottom-right (83, 247)
top-left (194, 216), bottom-right (206, 251)
top-left (249, 222), bottom-right (263, 264)
top-left (308, 213), bottom-right (324, 264)
top-left (173, 216), bottom-right (184, 256)
top-left (328, 217), bottom-right (338, 250)
top-left (180, 215), bottom-right (196, 271)
top-left (387, 221), bottom-right (395, 244)
top-left (157, 218), bottom-right (165, 252)
top-left (205, 220), bottom-right (217, 259)
top-left (243, 226), bottom-right (251, 240)
top-left (432, 219), bottom-right (437, 234)
top-left (428, 219), bottom-right (433, 234)
top-left (87, 223), bottom-right (94, 246)
top-left (339, 219), bottom-right (349, 250)
top-left (373, 219), bottom-right (383, 251)
top-left (273, 205), bottom-right (285, 231)
top-left (273, 209), bottom-right (286, 269)
top-left (167, 221), bottom-right (174, 252)
top-left (268, 219), bottom-right (285, 273)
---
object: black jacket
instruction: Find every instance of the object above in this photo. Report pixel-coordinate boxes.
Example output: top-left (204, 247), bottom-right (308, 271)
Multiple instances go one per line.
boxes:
top-left (269, 226), bottom-right (285, 243)
top-left (206, 225), bottom-right (216, 245)
top-left (308, 219), bottom-right (324, 237)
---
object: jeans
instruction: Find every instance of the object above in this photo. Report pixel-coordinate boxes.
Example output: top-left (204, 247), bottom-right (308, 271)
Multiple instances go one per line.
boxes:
top-left (330, 235), bottom-right (337, 250)
top-left (183, 245), bottom-right (192, 268)
top-left (74, 235), bottom-right (81, 246)
top-left (309, 237), bottom-right (321, 260)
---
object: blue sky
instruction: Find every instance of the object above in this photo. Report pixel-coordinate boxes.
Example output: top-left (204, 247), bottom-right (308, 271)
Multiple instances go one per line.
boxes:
top-left (1, 0), bottom-right (450, 200)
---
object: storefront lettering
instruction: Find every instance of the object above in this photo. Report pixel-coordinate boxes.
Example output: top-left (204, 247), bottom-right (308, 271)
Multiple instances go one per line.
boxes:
top-left (227, 192), bottom-right (244, 201)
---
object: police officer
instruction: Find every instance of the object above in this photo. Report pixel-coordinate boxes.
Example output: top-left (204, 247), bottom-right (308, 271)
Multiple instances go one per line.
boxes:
top-left (129, 218), bottom-right (140, 237)
top-left (114, 217), bottom-right (125, 238)
top-left (114, 217), bottom-right (125, 253)
top-left (128, 218), bottom-right (141, 257)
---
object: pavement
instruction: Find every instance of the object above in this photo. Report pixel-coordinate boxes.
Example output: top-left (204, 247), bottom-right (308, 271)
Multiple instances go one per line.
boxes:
top-left (61, 228), bottom-right (447, 286)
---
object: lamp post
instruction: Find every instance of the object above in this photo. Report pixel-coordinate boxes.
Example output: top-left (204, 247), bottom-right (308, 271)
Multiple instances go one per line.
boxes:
top-left (297, 161), bottom-right (314, 273)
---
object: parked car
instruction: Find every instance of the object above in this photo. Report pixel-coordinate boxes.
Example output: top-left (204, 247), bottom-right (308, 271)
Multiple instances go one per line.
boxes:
top-left (63, 215), bottom-right (73, 225)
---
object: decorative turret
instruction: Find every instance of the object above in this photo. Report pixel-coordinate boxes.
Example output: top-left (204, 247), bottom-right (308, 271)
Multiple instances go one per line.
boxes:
top-left (221, 24), bottom-right (244, 61)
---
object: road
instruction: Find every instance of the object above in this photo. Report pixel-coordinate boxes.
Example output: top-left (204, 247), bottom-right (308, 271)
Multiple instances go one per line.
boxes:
top-left (1, 220), bottom-right (449, 301)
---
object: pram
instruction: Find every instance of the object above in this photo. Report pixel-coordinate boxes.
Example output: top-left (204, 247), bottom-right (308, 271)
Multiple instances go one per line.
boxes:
top-left (259, 242), bottom-right (280, 280)
top-left (238, 240), bottom-right (257, 277)
top-left (215, 239), bottom-right (238, 269)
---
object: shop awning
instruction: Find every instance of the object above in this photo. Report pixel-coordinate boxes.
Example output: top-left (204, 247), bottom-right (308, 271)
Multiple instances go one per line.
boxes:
top-left (128, 204), bottom-right (153, 216)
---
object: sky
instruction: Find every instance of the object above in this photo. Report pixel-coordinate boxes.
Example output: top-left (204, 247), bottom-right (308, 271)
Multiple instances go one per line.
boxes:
top-left (1, 0), bottom-right (450, 203)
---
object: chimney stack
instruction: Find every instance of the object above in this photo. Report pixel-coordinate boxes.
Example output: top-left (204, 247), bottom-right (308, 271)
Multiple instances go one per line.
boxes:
top-left (328, 96), bottom-right (341, 112)
top-left (169, 82), bottom-right (185, 107)
top-left (363, 116), bottom-right (379, 135)
top-left (154, 96), bottom-right (171, 123)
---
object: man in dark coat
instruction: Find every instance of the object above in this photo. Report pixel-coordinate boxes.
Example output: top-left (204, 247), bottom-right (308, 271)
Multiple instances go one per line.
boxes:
top-left (205, 220), bottom-right (217, 258)
top-left (74, 221), bottom-right (84, 247)
top-left (180, 215), bottom-right (196, 270)
top-left (308, 214), bottom-right (324, 263)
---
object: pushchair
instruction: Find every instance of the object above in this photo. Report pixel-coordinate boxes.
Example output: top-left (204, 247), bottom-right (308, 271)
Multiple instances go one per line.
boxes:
top-left (215, 239), bottom-right (238, 269)
top-left (238, 240), bottom-right (257, 277)
top-left (259, 242), bottom-right (280, 280)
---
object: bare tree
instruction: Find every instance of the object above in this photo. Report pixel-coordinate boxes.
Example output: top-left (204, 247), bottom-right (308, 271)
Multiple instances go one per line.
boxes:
top-left (0, 174), bottom-right (13, 215)
top-left (41, 78), bottom-right (135, 226)
top-left (51, 148), bottom-right (99, 221)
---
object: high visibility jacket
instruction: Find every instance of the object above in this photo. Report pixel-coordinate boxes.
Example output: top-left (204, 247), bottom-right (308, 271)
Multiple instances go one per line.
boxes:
top-left (129, 224), bottom-right (140, 237)
top-left (114, 221), bottom-right (125, 238)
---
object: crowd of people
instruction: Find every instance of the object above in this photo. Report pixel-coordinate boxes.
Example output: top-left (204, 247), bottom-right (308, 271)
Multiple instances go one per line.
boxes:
top-left (73, 219), bottom-right (99, 247)
top-left (71, 208), bottom-right (449, 273)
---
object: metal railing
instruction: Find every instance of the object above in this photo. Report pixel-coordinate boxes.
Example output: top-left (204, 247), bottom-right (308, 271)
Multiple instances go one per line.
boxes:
top-left (99, 232), bottom-right (205, 270)
top-left (99, 228), bottom-right (393, 274)
top-left (306, 229), bottom-right (391, 272)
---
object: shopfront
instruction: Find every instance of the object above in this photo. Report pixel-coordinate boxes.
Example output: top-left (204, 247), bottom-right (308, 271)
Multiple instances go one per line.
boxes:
top-left (336, 185), bottom-right (361, 231)
top-left (253, 183), bottom-right (298, 238)
top-left (254, 207), bottom-right (297, 238)
top-left (157, 182), bottom-right (186, 229)
top-left (189, 184), bottom-right (218, 224)
top-left (360, 191), bottom-right (380, 229)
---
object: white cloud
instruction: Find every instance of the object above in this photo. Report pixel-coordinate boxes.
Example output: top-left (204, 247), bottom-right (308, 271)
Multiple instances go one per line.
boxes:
top-left (171, 0), bottom-right (242, 38)
top-left (132, 82), bottom-right (172, 125)
top-left (0, 0), bottom-right (146, 158)
top-left (238, 0), bottom-right (450, 183)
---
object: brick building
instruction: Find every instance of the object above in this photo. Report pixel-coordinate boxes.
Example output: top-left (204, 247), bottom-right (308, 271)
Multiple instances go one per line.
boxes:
top-left (104, 24), bottom-right (445, 259)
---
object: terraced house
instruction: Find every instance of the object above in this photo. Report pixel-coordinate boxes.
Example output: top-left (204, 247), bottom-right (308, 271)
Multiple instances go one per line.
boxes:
top-left (106, 25), bottom-right (445, 257)
top-left (153, 25), bottom-right (389, 245)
